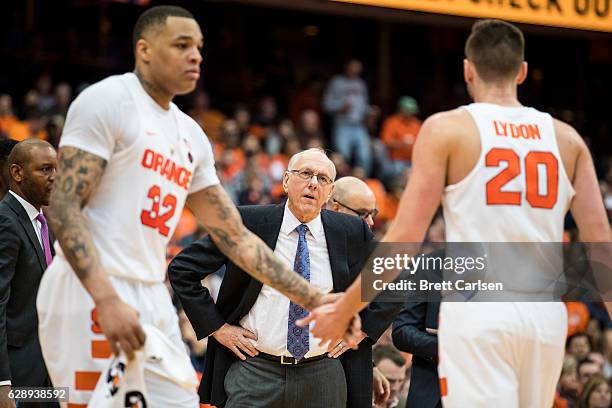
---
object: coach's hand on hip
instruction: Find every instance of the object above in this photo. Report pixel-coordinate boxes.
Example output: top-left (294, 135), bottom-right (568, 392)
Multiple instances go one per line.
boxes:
top-left (212, 323), bottom-right (259, 360)
top-left (96, 295), bottom-right (146, 360)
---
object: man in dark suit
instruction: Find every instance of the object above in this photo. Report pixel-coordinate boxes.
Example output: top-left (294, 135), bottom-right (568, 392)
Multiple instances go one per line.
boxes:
top-left (392, 249), bottom-right (443, 408)
top-left (0, 139), bottom-right (57, 408)
top-left (169, 148), bottom-right (399, 408)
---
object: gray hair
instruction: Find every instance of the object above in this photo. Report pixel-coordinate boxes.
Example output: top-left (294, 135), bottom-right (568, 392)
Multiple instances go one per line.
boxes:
top-left (287, 148), bottom-right (336, 181)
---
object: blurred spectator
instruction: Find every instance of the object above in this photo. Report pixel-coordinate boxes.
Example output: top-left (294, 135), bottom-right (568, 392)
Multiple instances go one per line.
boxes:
top-left (49, 82), bottom-right (72, 118)
top-left (188, 90), bottom-right (226, 143)
top-left (254, 95), bottom-right (280, 128)
top-left (579, 358), bottom-right (603, 386)
top-left (589, 319), bottom-right (605, 353)
top-left (0, 95), bottom-right (18, 137)
top-left (323, 59), bottom-right (371, 175)
top-left (289, 74), bottom-right (323, 124)
top-left (238, 172), bottom-right (272, 206)
top-left (380, 96), bottom-right (422, 172)
top-left (589, 352), bottom-right (606, 373)
top-left (276, 119), bottom-right (297, 147)
top-left (34, 73), bottom-right (56, 112)
top-left (45, 115), bottom-right (64, 149)
top-left (296, 109), bottom-right (324, 149)
top-left (555, 355), bottom-right (580, 408)
top-left (588, 303), bottom-right (612, 330)
top-left (250, 96), bottom-right (280, 150)
top-left (373, 345), bottom-right (408, 408)
top-left (578, 375), bottom-right (611, 408)
top-left (219, 119), bottom-right (241, 149)
top-left (602, 329), bottom-right (612, 378)
top-left (569, 333), bottom-right (593, 361)
top-left (233, 104), bottom-right (251, 140)
top-left (329, 152), bottom-right (351, 179)
top-left (0, 139), bottom-right (19, 200)
top-left (21, 90), bottom-right (40, 117)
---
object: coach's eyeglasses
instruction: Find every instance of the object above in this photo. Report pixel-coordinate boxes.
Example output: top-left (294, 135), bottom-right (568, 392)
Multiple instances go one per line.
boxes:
top-left (333, 199), bottom-right (379, 220)
top-left (288, 169), bottom-right (334, 186)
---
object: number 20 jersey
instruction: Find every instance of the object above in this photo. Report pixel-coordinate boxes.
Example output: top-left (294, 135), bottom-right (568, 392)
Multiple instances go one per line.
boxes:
top-left (57, 73), bottom-right (219, 283)
top-left (442, 103), bottom-right (575, 243)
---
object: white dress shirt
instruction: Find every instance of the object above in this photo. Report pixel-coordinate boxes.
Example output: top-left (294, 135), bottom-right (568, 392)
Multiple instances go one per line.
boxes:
top-left (240, 204), bottom-right (334, 358)
top-left (1, 192), bottom-right (43, 386)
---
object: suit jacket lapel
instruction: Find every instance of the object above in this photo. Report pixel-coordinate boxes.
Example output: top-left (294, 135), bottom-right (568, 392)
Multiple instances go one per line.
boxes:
top-left (321, 211), bottom-right (350, 292)
top-left (5, 193), bottom-right (46, 270)
top-left (237, 204), bottom-right (285, 319)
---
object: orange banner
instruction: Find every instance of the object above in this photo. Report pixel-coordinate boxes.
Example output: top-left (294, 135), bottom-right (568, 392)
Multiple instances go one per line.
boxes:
top-left (333, 0), bottom-right (612, 32)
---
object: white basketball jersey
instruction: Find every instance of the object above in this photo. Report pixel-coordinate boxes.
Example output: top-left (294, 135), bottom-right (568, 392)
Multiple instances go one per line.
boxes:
top-left (443, 103), bottom-right (575, 243)
top-left (58, 73), bottom-right (219, 282)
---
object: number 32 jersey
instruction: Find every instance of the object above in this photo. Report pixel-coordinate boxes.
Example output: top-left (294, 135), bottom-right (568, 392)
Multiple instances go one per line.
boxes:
top-left (443, 103), bottom-right (575, 243)
top-left (58, 73), bottom-right (219, 282)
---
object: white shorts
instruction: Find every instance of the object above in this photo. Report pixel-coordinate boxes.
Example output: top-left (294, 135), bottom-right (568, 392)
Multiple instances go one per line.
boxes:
top-left (438, 302), bottom-right (567, 408)
top-left (36, 256), bottom-right (199, 407)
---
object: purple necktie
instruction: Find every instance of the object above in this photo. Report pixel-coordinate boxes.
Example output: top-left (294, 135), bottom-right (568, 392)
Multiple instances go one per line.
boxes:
top-left (35, 213), bottom-right (53, 267)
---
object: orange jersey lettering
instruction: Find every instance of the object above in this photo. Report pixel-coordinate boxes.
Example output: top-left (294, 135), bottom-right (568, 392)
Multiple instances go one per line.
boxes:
top-left (141, 149), bottom-right (192, 191)
top-left (493, 120), bottom-right (541, 140)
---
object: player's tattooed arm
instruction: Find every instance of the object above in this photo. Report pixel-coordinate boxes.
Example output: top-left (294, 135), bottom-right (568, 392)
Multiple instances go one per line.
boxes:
top-left (49, 146), bottom-right (145, 355)
top-left (47, 147), bottom-right (112, 300)
top-left (187, 185), bottom-right (325, 310)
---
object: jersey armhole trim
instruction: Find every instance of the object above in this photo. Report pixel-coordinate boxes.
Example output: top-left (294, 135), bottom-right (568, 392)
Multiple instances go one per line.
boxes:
top-left (444, 105), bottom-right (485, 193)
top-left (547, 113), bottom-right (577, 200)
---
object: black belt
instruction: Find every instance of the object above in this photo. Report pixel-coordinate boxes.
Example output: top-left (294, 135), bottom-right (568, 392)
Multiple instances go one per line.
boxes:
top-left (258, 352), bottom-right (328, 365)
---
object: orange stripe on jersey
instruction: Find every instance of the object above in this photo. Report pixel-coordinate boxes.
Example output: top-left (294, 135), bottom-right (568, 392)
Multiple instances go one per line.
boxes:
top-left (439, 377), bottom-right (448, 396)
top-left (75, 371), bottom-right (101, 391)
top-left (91, 339), bottom-right (113, 358)
top-left (68, 404), bottom-right (88, 408)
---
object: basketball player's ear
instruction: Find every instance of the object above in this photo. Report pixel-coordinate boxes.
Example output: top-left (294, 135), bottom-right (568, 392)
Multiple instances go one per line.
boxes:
top-left (135, 38), bottom-right (152, 64)
top-left (516, 61), bottom-right (528, 85)
top-left (463, 59), bottom-right (474, 84)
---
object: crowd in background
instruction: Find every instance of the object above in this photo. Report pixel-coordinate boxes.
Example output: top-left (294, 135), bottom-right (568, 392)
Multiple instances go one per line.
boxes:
top-left (2, 64), bottom-right (612, 407)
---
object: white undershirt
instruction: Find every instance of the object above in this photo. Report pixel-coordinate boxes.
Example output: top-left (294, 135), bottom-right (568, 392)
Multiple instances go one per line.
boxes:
top-left (240, 204), bottom-right (334, 358)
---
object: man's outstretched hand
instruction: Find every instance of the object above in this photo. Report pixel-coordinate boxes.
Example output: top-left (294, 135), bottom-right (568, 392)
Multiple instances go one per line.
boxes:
top-left (297, 296), bottom-right (362, 348)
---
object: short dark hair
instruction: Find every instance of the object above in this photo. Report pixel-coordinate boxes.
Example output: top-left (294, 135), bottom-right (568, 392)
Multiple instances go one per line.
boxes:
top-left (132, 5), bottom-right (194, 51)
top-left (465, 19), bottom-right (525, 83)
top-left (373, 345), bottom-right (405, 367)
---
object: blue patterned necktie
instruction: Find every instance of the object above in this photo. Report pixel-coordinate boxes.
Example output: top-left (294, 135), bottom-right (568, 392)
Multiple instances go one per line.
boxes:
top-left (287, 224), bottom-right (310, 361)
